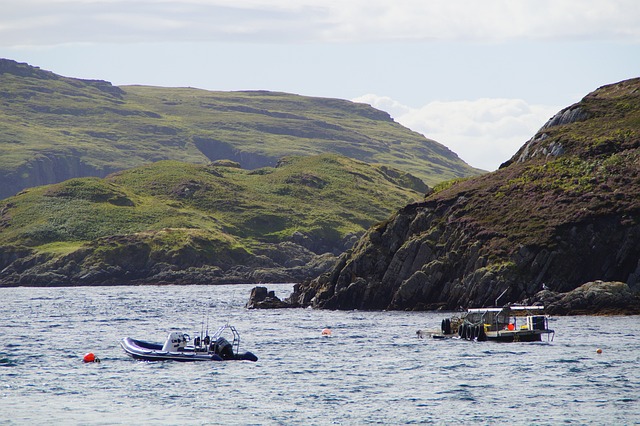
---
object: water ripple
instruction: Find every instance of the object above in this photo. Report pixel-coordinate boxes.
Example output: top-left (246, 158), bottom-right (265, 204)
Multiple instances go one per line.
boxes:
top-left (0, 284), bottom-right (638, 425)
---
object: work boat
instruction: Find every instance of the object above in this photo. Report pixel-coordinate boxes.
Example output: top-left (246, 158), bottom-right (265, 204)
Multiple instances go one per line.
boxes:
top-left (120, 324), bottom-right (258, 362)
top-left (437, 306), bottom-right (555, 342)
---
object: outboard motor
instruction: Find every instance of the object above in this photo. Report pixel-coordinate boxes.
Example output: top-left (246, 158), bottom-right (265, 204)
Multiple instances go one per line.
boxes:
top-left (528, 316), bottom-right (547, 331)
top-left (211, 337), bottom-right (235, 360)
top-left (162, 332), bottom-right (189, 352)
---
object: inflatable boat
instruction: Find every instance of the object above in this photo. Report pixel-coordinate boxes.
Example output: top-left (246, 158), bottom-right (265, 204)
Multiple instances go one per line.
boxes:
top-left (120, 324), bottom-right (258, 362)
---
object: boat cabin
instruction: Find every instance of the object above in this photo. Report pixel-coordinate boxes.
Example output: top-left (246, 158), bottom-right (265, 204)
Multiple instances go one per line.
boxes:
top-left (460, 305), bottom-right (554, 342)
top-left (466, 306), bottom-right (549, 331)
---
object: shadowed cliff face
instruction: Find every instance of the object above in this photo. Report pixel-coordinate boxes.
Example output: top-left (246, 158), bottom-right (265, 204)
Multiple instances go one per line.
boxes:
top-left (290, 78), bottom-right (640, 311)
top-left (1, 153), bottom-right (120, 199)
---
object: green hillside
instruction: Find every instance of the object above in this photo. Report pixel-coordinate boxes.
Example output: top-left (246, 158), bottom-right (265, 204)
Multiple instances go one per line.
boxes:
top-left (0, 58), bottom-right (483, 199)
top-left (0, 154), bottom-right (426, 285)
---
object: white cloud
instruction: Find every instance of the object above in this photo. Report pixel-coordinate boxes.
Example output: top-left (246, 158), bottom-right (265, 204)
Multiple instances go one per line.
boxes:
top-left (1, 0), bottom-right (639, 46)
top-left (353, 94), bottom-right (560, 171)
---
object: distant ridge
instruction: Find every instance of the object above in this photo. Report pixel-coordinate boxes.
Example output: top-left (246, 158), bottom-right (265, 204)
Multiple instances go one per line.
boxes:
top-left (0, 58), bottom-right (483, 199)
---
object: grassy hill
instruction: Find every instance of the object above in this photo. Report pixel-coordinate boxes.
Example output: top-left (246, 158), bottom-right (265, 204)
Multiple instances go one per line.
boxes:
top-left (0, 58), bottom-right (483, 199)
top-left (0, 154), bottom-right (426, 285)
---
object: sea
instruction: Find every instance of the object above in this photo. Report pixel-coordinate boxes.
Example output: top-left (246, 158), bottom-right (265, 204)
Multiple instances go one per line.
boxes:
top-left (0, 283), bottom-right (638, 425)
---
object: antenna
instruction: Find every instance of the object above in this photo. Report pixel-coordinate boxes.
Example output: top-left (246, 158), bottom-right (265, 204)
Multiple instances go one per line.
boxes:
top-left (205, 311), bottom-right (209, 338)
top-left (495, 287), bottom-right (509, 307)
top-left (200, 312), bottom-right (205, 342)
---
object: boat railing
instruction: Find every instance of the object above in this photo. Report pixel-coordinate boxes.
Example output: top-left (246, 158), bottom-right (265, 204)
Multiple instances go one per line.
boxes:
top-left (211, 323), bottom-right (241, 355)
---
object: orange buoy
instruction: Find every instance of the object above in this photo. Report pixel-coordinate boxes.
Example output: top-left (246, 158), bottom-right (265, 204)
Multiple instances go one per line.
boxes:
top-left (507, 323), bottom-right (515, 331)
top-left (83, 352), bottom-right (96, 363)
top-left (321, 328), bottom-right (332, 336)
top-left (596, 348), bottom-right (603, 354)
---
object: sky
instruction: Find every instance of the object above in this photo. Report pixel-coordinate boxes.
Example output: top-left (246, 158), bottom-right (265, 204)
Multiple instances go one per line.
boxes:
top-left (1, 1), bottom-right (639, 171)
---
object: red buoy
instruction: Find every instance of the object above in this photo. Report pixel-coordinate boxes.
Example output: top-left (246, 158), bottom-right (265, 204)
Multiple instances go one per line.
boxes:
top-left (83, 352), bottom-right (96, 363)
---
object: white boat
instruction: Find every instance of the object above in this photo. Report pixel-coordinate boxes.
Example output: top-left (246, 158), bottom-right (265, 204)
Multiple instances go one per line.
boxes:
top-left (120, 324), bottom-right (258, 362)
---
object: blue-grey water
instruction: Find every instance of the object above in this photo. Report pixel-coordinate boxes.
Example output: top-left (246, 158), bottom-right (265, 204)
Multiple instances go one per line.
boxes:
top-left (0, 284), bottom-right (638, 425)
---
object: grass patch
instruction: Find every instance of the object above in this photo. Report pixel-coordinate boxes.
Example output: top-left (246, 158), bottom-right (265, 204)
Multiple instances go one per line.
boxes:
top-left (33, 241), bottom-right (86, 256)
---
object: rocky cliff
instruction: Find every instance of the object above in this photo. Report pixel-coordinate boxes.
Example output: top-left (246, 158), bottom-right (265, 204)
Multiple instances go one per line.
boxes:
top-left (287, 78), bottom-right (640, 313)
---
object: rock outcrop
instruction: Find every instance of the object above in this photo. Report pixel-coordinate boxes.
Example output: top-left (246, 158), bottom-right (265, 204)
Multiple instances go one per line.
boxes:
top-left (246, 286), bottom-right (291, 309)
top-left (286, 78), bottom-right (640, 313)
top-left (528, 281), bottom-right (640, 315)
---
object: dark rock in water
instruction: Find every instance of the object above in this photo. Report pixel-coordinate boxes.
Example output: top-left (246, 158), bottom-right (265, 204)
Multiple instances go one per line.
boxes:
top-left (528, 281), bottom-right (640, 315)
top-left (246, 286), bottom-right (292, 309)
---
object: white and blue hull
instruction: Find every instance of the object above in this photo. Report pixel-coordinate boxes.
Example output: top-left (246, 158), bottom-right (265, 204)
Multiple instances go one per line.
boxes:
top-left (120, 337), bottom-right (226, 362)
top-left (120, 327), bottom-right (258, 362)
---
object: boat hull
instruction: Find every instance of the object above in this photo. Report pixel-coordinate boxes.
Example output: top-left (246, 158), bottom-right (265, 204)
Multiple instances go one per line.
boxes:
top-left (120, 337), bottom-right (223, 361)
top-left (120, 337), bottom-right (258, 362)
top-left (485, 330), bottom-right (546, 342)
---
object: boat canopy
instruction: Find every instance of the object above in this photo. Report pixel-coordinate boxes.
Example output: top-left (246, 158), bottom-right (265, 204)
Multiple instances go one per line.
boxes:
top-left (467, 305), bottom-right (544, 313)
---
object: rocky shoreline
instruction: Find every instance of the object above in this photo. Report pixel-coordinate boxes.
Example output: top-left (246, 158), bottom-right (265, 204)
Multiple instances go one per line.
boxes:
top-left (526, 281), bottom-right (640, 315)
top-left (247, 280), bottom-right (640, 315)
top-left (0, 240), bottom-right (339, 287)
